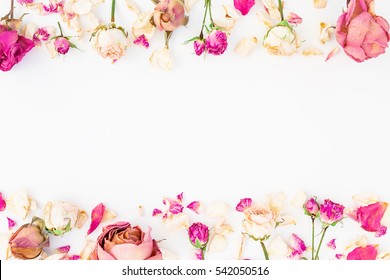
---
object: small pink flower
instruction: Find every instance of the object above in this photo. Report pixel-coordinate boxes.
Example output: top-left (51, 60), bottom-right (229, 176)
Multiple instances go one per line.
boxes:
top-left (194, 40), bottom-right (205, 56)
top-left (187, 201), bottom-right (201, 214)
top-left (133, 35), bottom-right (149, 49)
top-left (327, 239), bottom-right (336, 250)
top-left (289, 234), bottom-right (307, 259)
top-left (205, 30), bottom-right (228, 56)
top-left (7, 217), bottom-right (16, 230)
top-left (236, 198), bottom-right (252, 212)
top-left (319, 199), bottom-right (344, 225)
top-left (189, 222), bottom-right (209, 248)
top-left (336, 0), bottom-right (390, 62)
top-left (54, 37), bottom-right (70, 55)
top-left (350, 202), bottom-right (388, 237)
top-left (346, 245), bottom-right (378, 260)
top-left (287, 13), bottom-right (303, 25)
top-left (304, 198), bottom-right (320, 216)
top-left (234, 0), bottom-right (256, 16)
top-left (152, 208), bottom-right (163, 216)
top-left (0, 192), bottom-right (6, 211)
top-left (169, 202), bottom-right (184, 214)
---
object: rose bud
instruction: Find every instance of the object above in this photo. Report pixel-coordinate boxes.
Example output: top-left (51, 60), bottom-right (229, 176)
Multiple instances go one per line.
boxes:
top-left (8, 217), bottom-right (49, 259)
top-left (153, 0), bottom-right (188, 32)
top-left (54, 37), bottom-right (70, 55)
top-left (193, 39), bottom-right (205, 56)
top-left (205, 29), bottom-right (228, 56)
top-left (188, 222), bottom-right (209, 248)
top-left (91, 222), bottom-right (162, 260)
top-left (319, 199), bottom-right (345, 226)
top-left (336, 0), bottom-right (390, 62)
top-left (44, 201), bottom-right (88, 236)
top-left (304, 197), bottom-right (320, 216)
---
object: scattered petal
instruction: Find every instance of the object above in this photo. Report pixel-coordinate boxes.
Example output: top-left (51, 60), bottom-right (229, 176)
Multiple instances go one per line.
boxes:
top-left (236, 198), bottom-right (252, 212)
top-left (287, 13), bottom-right (303, 25)
top-left (347, 245), bottom-right (378, 260)
top-left (289, 234), bottom-right (307, 259)
top-left (169, 202), bottom-right (184, 214)
top-left (80, 239), bottom-right (96, 260)
top-left (152, 209), bottom-right (163, 216)
top-left (327, 239), bottom-right (336, 250)
top-left (268, 236), bottom-right (290, 258)
top-left (87, 203), bottom-right (105, 235)
top-left (234, 37), bottom-right (258, 57)
top-left (319, 22), bottom-right (334, 45)
top-left (234, 0), bottom-right (255, 16)
top-left (160, 247), bottom-right (179, 260)
top-left (57, 245), bottom-right (71, 254)
top-left (0, 192), bottom-right (6, 211)
top-left (208, 234), bottom-right (227, 253)
top-left (290, 191), bottom-right (307, 208)
top-left (325, 47), bottom-right (338, 62)
top-left (138, 205), bottom-right (143, 217)
top-left (207, 201), bottom-right (229, 218)
top-left (7, 217), bottom-right (16, 230)
top-left (177, 192), bottom-right (184, 202)
top-left (313, 0), bottom-right (327, 9)
top-left (187, 201), bottom-right (201, 214)
top-left (184, 0), bottom-right (199, 13)
top-left (302, 48), bottom-right (323, 56)
top-left (149, 48), bottom-right (173, 71)
top-left (101, 208), bottom-right (116, 223)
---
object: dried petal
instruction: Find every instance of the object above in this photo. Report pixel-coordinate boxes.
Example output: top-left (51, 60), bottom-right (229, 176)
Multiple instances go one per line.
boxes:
top-left (302, 48), bottom-right (324, 56)
top-left (289, 234), bottom-right (307, 259)
top-left (268, 236), bottom-right (290, 258)
top-left (290, 191), bottom-right (307, 208)
top-left (327, 239), bottom-right (336, 250)
top-left (313, 0), bottom-right (327, 9)
top-left (152, 209), bottom-right (163, 216)
top-left (236, 198), bottom-right (252, 212)
top-left (184, 0), bottom-right (199, 13)
top-left (177, 192), bottom-right (184, 202)
top-left (287, 13), bottom-right (303, 25)
top-left (87, 203), bottom-right (105, 235)
top-left (7, 191), bottom-right (36, 220)
top-left (101, 208), bottom-right (116, 223)
top-left (347, 245), bottom-right (378, 260)
top-left (234, 0), bottom-right (255, 16)
top-left (160, 247), bottom-right (179, 260)
top-left (187, 201), bottom-right (201, 214)
top-left (325, 47), bottom-right (339, 62)
top-left (7, 217), bottom-right (16, 230)
top-left (149, 48), bottom-right (173, 71)
top-left (208, 234), bottom-right (227, 253)
top-left (319, 22), bottom-right (334, 45)
top-left (169, 202), bottom-right (184, 214)
top-left (0, 192), bottom-right (6, 211)
top-left (234, 37), bottom-right (258, 57)
top-left (80, 239), bottom-right (96, 260)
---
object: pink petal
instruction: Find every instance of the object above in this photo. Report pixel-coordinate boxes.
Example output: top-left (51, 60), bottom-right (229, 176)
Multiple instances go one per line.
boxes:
top-left (327, 239), bottom-right (336, 250)
top-left (57, 245), bottom-right (70, 254)
top-left (375, 226), bottom-right (387, 237)
top-left (287, 13), bottom-right (303, 25)
top-left (186, 201), bottom-right (201, 214)
top-left (289, 234), bottom-right (307, 259)
top-left (97, 244), bottom-right (116, 260)
top-left (110, 242), bottom-right (154, 260)
top-left (356, 202), bottom-right (388, 234)
top-left (347, 245), bottom-right (378, 260)
top-left (325, 47), bottom-right (339, 62)
top-left (169, 202), bottom-right (184, 215)
top-left (152, 208), bottom-right (163, 217)
top-left (234, 0), bottom-right (255, 16)
top-left (87, 203), bottom-right (106, 236)
top-left (7, 217), bottom-right (16, 230)
top-left (235, 198), bottom-right (252, 212)
top-left (335, 254), bottom-right (343, 259)
top-left (0, 192), bottom-right (6, 211)
top-left (66, 255), bottom-right (81, 260)
top-left (176, 192), bottom-right (184, 202)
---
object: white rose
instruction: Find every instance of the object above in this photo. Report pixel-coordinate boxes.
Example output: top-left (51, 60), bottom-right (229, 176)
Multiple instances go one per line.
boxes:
top-left (263, 25), bottom-right (299, 56)
top-left (7, 191), bottom-right (36, 220)
top-left (93, 27), bottom-right (130, 63)
top-left (242, 206), bottom-right (276, 240)
top-left (44, 201), bottom-right (88, 235)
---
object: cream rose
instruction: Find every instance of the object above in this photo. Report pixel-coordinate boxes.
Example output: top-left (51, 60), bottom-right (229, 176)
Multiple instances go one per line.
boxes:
top-left (92, 27), bottom-right (130, 63)
top-left (242, 206), bottom-right (276, 240)
top-left (263, 25), bottom-right (299, 56)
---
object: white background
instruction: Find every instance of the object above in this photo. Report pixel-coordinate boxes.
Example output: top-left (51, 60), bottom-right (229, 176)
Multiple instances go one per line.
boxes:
top-left (0, 0), bottom-right (390, 260)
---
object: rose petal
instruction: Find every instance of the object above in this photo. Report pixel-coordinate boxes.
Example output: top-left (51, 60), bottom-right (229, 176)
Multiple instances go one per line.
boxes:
top-left (7, 217), bottom-right (16, 230)
top-left (302, 48), bottom-right (324, 56)
top-left (160, 247), bottom-right (179, 260)
top-left (290, 191), bottom-right (307, 208)
top-left (234, 37), bottom-right (258, 57)
top-left (80, 239), bottom-right (96, 260)
top-left (187, 201), bottom-right (201, 214)
top-left (313, 0), bottom-right (327, 9)
top-left (327, 239), bottom-right (336, 250)
top-left (110, 242), bottom-right (154, 260)
top-left (169, 202), bottom-right (184, 215)
top-left (268, 236), bottom-right (290, 258)
top-left (234, 0), bottom-right (255, 16)
top-left (0, 192), bottom-right (6, 211)
top-left (236, 198), bottom-right (252, 212)
top-left (325, 47), bottom-right (339, 61)
top-left (6, 191), bottom-right (36, 219)
top-left (287, 13), bottom-right (303, 25)
top-left (347, 245), bottom-right (378, 260)
top-left (57, 245), bottom-right (71, 254)
top-left (87, 203), bottom-right (105, 235)
top-left (176, 192), bottom-right (184, 202)
top-left (152, 208), bottom-right (163, 216)
top-left (101, 208), bottom-right (116, 223)
top-left (208, 234), bottom-right (227, 253)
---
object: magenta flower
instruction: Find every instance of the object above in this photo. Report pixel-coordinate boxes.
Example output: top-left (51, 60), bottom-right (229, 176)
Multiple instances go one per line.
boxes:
top-left (0, 192), bottom-right (6, 211)
top-left (205, 30), bottom-right (228, 56)
top-left (346, 245), bottom-right (378, 260)
top-left (234, 0), bottom-right (255, 16)
top-left (319, 199), bottom-right (344, 225)
top-left (236, 198), bottom-right (252, 212)
top-left (54, 37), bottom-right (70, 55)
top-left (194, 40), bottom-right (205, 56)
top-left (336, 0), bottom-right (390, 62)
top-left (0, 25), bottom-right (34, 72)
top-left (351, 202), bottom-right (388, 237)
top-left (188, 222), bottom-right (209, 248)
top-left (16, 0), bottom-right (34, 5)
top-left (304, 197), bottom-right (319, 216)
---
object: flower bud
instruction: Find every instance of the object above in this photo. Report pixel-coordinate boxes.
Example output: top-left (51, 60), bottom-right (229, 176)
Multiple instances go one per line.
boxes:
top-left (188, 222), bottom-right (209, 248)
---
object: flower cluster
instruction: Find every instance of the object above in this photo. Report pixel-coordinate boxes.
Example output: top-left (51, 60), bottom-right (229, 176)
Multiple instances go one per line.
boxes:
top-left (2, 0), bottom-right (386, 71)
top-left (0, 190), bottom-right (389, 260)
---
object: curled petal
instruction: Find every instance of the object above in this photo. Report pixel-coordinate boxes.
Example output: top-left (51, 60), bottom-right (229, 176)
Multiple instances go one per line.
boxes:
top-left (177, 192), bottom-right (184, 202)
top-left (325, 47), bottom-right (339, 61)
top-left (7, 217), bottom-right (16, 230)
top-left (152, 209), bottom-right (163, 216)
top-left (0, 192), bottom-right (6, 211)
top-left (302, 48), bottom-right (324, 56)
top-left (287, 13), bottom-right (303, 25)
top-left (101, 208), bottom-right (116, 223)
top-left (149, 48), bottom-right (173, 71)
top-left (80, 239), bottom-right (96, 260)
top-left (236, 198), bottom-right (252, 212)
top-left (187, 201), bottom-right (201, 214)
top-left (234, 37), bottom-right (258, 57)
top-left (87, 203), bottom-right (105, 235)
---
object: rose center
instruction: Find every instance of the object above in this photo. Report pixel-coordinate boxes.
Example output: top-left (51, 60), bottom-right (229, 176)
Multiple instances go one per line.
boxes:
top-left (161, 13), bottom-right (171, 23)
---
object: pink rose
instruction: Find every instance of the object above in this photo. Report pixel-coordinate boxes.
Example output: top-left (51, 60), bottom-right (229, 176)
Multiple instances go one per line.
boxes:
top-left (319, 199), bottom-right (344, 225)
top-left (336, 0), bottom-right (390, 62)
top-left (8, 217), bottom-right (49, 259)
top-left (153, 0), bottom-right (187, 32)
top-left (304, 197), bottom-right (320, 216)
top-left (194, 40), bottom-right (205, 56)
top-left (205, 30), bottom-right (228, 56)
top-left (91, 222), bottom-right (162, 260)
top-left (234, 0), bottom-right (256, 16)
top-left (54, 37), bottom-right (70, 55)
top-left (0, 25), bottom-right (34, 72)
top-left (188, 222), bottom-right (209, 248)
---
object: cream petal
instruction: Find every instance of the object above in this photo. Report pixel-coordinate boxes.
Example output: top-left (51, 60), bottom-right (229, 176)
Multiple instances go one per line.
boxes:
top-left (125, 0), bottom-right (141, 16)
top-left (73, 0), bottom-right (93, 15)
top-left (290, 191), bottom-right (307, 208)
top-left (352, 193), bottom-right (379, 206)
top-left (160, 247), bottom-right (179, 260)
top-left (268, 236), bottom-right (290, 259)
top-left (208, 234), bottom-right (227, 253)
top-left (313, 0), bottom-right (327, 9)
top-left (234, 37), bottom-right (258, 57)
top-left (302, 48), bottom-right (324, 56)
top-left (80, 239), bottom-right (96, 260)
top-left (149, 48), bottom-right (173, 71)
top-left (7, 191), bottom-right (35, 220)
top-left (206, 201), bottom-right (229, 218)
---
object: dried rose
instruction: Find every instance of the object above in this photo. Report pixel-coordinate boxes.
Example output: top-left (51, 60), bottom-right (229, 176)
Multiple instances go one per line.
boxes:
top-left (263, 24), bottom-right (299, 56)
top-left (319, 199), bottom-right (344, 226)
top-left (8, 217), bottom-right (49, 259)
top-left (304, 197), bottom-right (320, 216)
top-left (91, 222), bottom-right (162, 260)
top-left (205, 29), bottom-right (228, 56)
top-left (336, 0), bottom-right (390, 62)
top-left (188, 222), bottom-right (209, 248)
top-left (44, 201), bottom-right (88, 235)
top-left (153, 0), bottom-right (187, 32)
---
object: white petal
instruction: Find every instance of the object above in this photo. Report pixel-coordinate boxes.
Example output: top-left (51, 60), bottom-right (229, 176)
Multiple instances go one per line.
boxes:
top-left (74, 0), bottom-right (92, 15)
top-left (208, 234), bottom-right (227, 253)
top-left (268, 236), bottom-right (290, 259)
top-left (185, 0), bottom-right (199, 13)
top-left (381, 206), bottom-right (390, 227)
top-left (80, 239), bottom-right (96, 260)
top-left (160, 247), bottom-right (179, 260)
top-left (313, 0), bottom-right (328, 9)
top-left (352, 193), bottom-right (379, 206)
top-left (163, 213), bottom-right (189, 231)
top-left (234, 37), bottom-right (258, 57)
top-left (101, 208), bottom-right (116, 223)
top-left (206, 201), bottom-right (229, 218)
top-left (290, 190), bottom-right (307, 208)
top-left (125, 0), bottom-right (141, 16)
top-left (223, 5), bottom-right (241, 20)
top-left (149, 48), bottom-right (173, 71)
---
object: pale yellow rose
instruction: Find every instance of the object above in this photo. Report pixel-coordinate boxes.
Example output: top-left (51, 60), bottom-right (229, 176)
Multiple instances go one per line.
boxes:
top-left (92, 27), bottom-right (130, 63)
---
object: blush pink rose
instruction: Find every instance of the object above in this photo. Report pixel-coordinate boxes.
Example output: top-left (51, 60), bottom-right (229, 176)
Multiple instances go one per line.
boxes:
top-left (54, 37), bottom-right (70, 55)
top-left (0, 25), bottom-right (34, 72)
top-left (205, 30), bottom-right (228, 56)
top-left (153, 0), bottom-right (187, 32)
top-left (91, 222), bottom-right (162, 260)
top-left (336, 0), bottom-right (390, 62)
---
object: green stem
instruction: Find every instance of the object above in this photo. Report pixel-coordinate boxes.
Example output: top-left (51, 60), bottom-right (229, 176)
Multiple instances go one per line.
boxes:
top-left (199, 0), bottom-right (209, 38)
top-left (111, 0), bottom-right (116, 23)
top-left (314, 226), bottom-right (328, 260)
top-left (277, 0), bottom-right (284, 21)
top-left (208, 0), bottom-right (214, 25)
top-left (260, 241), bottom-right (269, 260)
top-left (57, 22), bottom-right (63, 37)
top-left (311, 217), bottom-right (315, 260)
